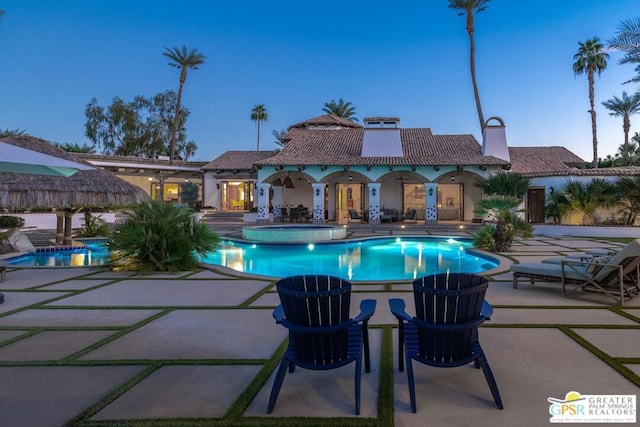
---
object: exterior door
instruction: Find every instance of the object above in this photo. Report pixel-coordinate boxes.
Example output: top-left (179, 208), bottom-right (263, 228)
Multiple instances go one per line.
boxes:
top-left (527, 188), bottom-right (545, 223)
top-left (336, 183), bottom-right (363, 223)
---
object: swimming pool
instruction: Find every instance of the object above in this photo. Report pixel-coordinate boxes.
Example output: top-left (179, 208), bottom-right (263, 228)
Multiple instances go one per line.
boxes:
top-left (7, 237), bottom-right (498, 281)
top-left (200, 237), bottom-right (498, 281)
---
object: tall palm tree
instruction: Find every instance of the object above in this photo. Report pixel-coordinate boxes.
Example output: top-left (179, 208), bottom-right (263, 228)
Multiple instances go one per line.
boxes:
top-left (322, 98), bottom-right (358, 122)
top-left (608, 17), bottom-right (640, 84)
top-left (448, 0), bottom-right (491, 132)
top-left (573, 37), bottom-right (609, 168)
top-left (271, 129), bottom-right (287, 147)
top-left (250, 105), bottom-right (268, 150)
top-left (163, 46), bottom-right (206, 163)
top-left (602, 91), bottom-right (640, 161)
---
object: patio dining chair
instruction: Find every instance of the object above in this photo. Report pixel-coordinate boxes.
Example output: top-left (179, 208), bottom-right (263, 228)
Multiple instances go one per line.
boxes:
top-left (267, 275), bottom-right (377, 415)
top-left (389, 273), bottom-right (503, 412)
top-left (348, 209), bottom-right (363, 222)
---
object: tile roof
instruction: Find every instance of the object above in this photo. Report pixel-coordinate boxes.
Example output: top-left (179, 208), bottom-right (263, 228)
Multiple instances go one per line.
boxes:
top-left (202, 150), bottom-right (280, 171)
top-left (288, 114), bottom-right (363, 129)
top-left (255, 128), bottom-right (509, 167)
top-left (509, 147), bottom-right (586, 175)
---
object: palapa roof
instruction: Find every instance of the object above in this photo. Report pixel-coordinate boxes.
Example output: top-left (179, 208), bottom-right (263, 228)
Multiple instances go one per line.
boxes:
top-left (0, 136), bottom-right (150, 211)
top-left (255, 122), bottom-right (508, 167)
top-left (509, 146), bottom-right (586, 176)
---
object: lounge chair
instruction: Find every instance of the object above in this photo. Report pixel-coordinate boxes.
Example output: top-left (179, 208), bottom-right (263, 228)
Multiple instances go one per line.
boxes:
top-left (348, 209), bottom-right (363, 222)
top-left (267, 275), bottom-right (376, 415)
top-left (511, 239), bottom-right (640, 305)
top-left (401, 208), bottom-right (417, 222)
top-left (389, 273), bottom-right (503, 412)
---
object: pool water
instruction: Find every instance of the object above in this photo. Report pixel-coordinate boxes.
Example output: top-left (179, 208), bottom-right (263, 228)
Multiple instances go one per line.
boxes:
top-left (8, 243), bottom-right (110, 267)
top-left (8, 237), bottom-right (498, 281)
top-left (200, 237), bottom-right (498, 281)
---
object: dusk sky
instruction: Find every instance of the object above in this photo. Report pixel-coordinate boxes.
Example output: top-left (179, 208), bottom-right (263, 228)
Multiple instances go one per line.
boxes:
top-left (1, 0), bottom-right (639, 163)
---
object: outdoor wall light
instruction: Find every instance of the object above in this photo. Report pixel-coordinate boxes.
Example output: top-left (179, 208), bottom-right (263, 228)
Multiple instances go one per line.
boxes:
top-left (315, 188), bottom-right (320, 196)
top-left (259, 188), bottom-right (264, 196)
top-left (549, 186), bottom-right (554, 194)
top-left (216, 183), bottom-right (220, 189)
top-left (451, 176), bottom-right (455, 182)
top-left (349, 175), bottom-right (353, 182)
top-left (372, 188), bottom-right (377, 197)
top-left (428, 188), bottom-right (434, 197)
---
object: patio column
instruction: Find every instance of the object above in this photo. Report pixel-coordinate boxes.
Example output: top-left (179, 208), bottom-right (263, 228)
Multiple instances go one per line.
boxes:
top-left (256, 183), bottom-right (271, 223)
top-left (272, 186), bottom-right (283, 221)
top-left (425, 183), bottom-right (438, 225)
top-left (311, 183), bottom-right (326, 224)
top-left (55, 211), bottom-right (64, 245)
top-left (368, 183), bottom-right (381, 224)
top-left (63, 211), bottom-right (73, 246)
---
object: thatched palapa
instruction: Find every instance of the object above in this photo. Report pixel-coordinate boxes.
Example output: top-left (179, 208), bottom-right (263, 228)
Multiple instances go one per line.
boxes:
top-left (0, 136), bottom-right (150, 211)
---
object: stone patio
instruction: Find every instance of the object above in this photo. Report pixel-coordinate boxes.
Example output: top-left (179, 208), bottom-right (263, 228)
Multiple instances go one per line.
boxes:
top-left (0, 235), bottom-right (638, 426)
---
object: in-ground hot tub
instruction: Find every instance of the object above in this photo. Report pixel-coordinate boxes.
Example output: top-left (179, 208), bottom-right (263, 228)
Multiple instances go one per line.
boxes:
top-left (242, 224), bottom-right (347, 243)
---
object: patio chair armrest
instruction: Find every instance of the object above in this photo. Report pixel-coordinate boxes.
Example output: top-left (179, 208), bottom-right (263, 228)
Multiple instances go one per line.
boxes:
top-left (273, 305), bottom-right (285, 323)
top-left (481, 300), bottom-right (494, 320)
top-left (354, 299), bottom-right (377, 323)
top-left (388, 298), bottom-right (412, 322)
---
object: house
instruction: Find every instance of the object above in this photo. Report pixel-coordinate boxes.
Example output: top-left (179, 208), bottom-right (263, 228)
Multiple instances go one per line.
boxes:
top-left (203, 114), bottom-right (517, 224)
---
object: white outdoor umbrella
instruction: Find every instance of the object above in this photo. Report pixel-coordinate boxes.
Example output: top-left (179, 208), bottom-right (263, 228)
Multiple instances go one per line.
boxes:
top-left (0, 141), bottom-right (94, 177)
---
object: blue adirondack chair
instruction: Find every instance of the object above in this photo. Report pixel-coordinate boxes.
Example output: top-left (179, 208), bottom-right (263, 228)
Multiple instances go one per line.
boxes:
top-left (389, 273), bottom-right (503, 412)
top-left (267, 275), bottom-right (377, 415)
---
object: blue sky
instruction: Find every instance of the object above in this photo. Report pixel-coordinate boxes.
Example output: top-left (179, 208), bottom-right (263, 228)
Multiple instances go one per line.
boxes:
top-left (0, 0), bottom-right (638, 163)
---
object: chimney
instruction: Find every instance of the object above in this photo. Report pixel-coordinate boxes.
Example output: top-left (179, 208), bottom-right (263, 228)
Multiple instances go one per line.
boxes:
top-left (481, 116), bottom-right (510, 162)
top-left (361, 117), bottom-right (403, 157)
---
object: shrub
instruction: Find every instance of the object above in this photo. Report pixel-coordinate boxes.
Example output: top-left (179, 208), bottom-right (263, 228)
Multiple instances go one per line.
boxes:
top-left (77, 212), bottom-right (109, 237)
top-left (108, 200), bottom-right (219, 272)
top-left (0, 215), bottom-right (25, 228)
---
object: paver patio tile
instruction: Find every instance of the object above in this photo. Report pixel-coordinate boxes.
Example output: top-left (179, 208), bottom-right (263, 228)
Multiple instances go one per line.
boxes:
top-left (0, 330), bottom-right (115, 361)
top-left (0, 366), bottom-right (144, 427)
top-left (80, 309), bottom-right (286, 360)
top-left (0, 308), bottom-right (162, 327)
top-left (187, 269), bottom-right (245, 279)
top-left (0, 330), bottom-right (26, 343)
top-left (488, 307), bottom-right (636, 325)
top-left (39, 279), bottom-right (113, 290)
top-left (393, 328), bottom-right (640, 427)
top-left (93, 365), bottom-right (261, 420)
top-left (246, 330), bottom-right (381, 418)
top-left (0, 268), bottom-right (95, 290)
top-left (0, 291), bottom-right (69, 314)
top-left (46, 280), bottom-right (270, 307)
top-left (571, 329), bottom-right (640, 358)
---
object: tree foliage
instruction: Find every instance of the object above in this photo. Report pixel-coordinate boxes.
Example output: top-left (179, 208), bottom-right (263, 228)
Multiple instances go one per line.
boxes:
top-left (52, 142), bottom-right (96, 153)
top-left (322, 98), bottom-right (358, 122)
top-left (85, 91), bottom-right (197, 160)
top-left (272, 129), bottom-right (287, 147)
top-left (108, 200), bottom-right (219, 272)
top-left (163, 46), bottom-right (205, 162)
top-left (601, 91), bottom-right (640, 158)
top-left (0, 128), bottom-right (26, 138)
top-left (250, 104), bottom-right (268, 150)
top-left (448, 0), bottom-right (491, 132)
top-left (608, 17), bottom-right (640, 84)
top-left (560, 179), bottom-right (621, 225)
top-left (473, 172), bottom-right (532, 252)
top-left (573, 37), bottom-right (609, 168)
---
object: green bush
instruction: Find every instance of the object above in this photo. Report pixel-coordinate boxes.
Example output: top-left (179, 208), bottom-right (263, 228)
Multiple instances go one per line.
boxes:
top-left (108, 200), bottom-right (219, 272)
top-left (78, 212), bottom-right (110, 237)
top-left (0, 215), bottom-right (25, 228)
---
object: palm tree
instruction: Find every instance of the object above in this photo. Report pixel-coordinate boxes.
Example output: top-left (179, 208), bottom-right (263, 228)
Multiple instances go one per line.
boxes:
top-left (271, 129), bottom-right (287, 147)
top-left (0, 128), bottom-right (26, 138)
top-left (616, 176), bottom-right (640, 224)
top-left (250, 105), bottom-right (268, 150)
top-left (473, 171), bottom-right (532, 251)
top-left (608, 17), bottom-right (640, 84)
top-left (163, 46), bottom-right (205, 163)
top-left (601, 91), bottom-right (640, 160)
top-left (322, 98), bottom-right (358, 122)
top-left (573, 37), bottom-right (609, 168)
top-left (448, 0), bottom-right (491, 132)
top-left (561, 179), bottom-right (620, 225)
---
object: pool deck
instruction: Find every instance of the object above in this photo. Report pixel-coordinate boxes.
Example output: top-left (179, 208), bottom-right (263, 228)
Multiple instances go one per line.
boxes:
top-left (0, 232), bottom-right (638, 426)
